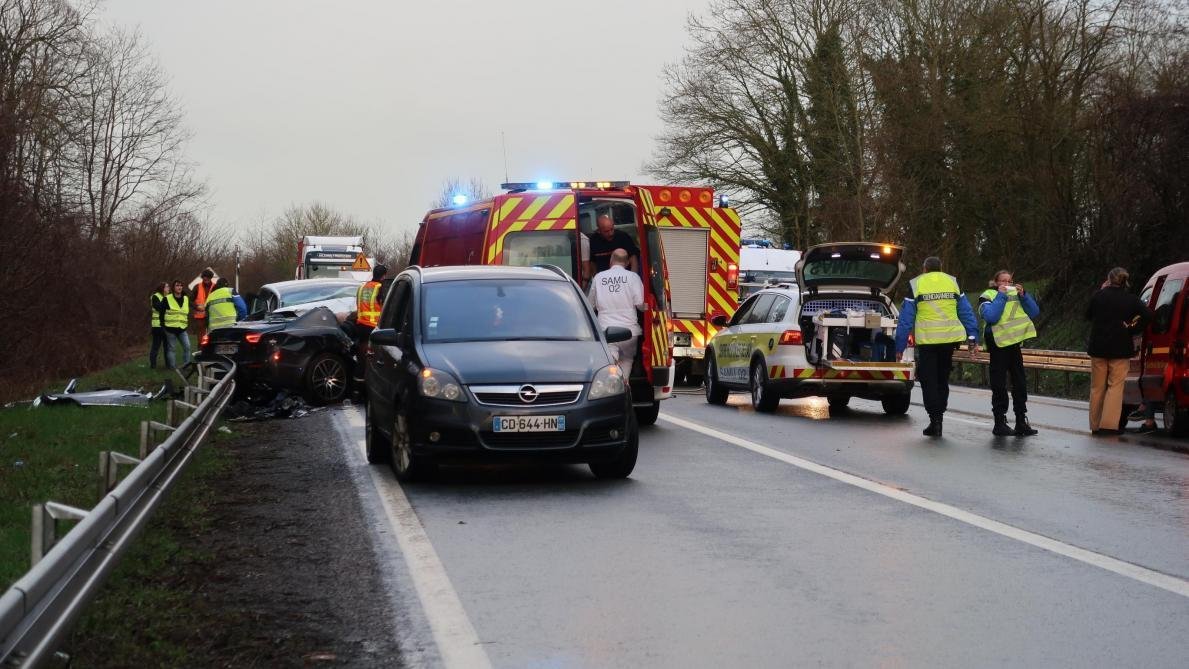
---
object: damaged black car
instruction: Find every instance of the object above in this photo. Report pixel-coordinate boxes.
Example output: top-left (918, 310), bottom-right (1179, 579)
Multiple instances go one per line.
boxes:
top-left (197, 306), bottom-right (354, 405)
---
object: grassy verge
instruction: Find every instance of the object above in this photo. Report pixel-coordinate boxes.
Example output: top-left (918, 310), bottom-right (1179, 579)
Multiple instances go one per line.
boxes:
top-left (0, 346), bottom-right (192, 590)
top-left (67, 432), bottom-right (233, 667)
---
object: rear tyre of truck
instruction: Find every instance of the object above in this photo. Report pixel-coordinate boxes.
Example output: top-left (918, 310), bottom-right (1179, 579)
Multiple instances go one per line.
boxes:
top-left (1164, 393), bottom-right (1189, 437)
top-left (705, 353), bottom-right (729, 405)
top-left (750, 360), bottom-right (780, 413)
top-left (881, 393), bottom-right (911, 416)
top-left (634, 400), bottom-right (661, 426)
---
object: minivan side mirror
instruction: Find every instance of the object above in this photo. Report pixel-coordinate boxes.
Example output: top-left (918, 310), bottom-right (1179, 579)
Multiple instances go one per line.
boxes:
top-left (604, 326), bottom-right (633, 343)
top-left (370, 328), bottom-right (400, 347)
top-left (710, 313), bottom-right (730, 328)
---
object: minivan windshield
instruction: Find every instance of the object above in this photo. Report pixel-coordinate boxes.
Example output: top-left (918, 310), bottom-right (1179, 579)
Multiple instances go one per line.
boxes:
top-left (421, 279), bottom-right (596, 343)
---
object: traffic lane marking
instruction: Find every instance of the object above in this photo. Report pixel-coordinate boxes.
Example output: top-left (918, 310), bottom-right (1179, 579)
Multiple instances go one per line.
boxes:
top-left (659, 413), bottom-right (1189, 599)
top-left (336, 409), bottom-right (493, 669)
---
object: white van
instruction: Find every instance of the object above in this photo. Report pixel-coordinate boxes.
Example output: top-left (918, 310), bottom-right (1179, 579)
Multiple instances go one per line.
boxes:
top-left (739, 246), bottom-right (801, 299)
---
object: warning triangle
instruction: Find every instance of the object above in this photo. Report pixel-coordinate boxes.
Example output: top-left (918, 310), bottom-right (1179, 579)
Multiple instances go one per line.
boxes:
top-left (351, 253), bottom-right (371, 271)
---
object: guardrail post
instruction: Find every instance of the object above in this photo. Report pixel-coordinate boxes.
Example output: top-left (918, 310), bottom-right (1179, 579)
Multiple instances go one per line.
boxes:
top-left (98, 451), bottom-right (143, 497)
top-left (31, 502), bottom-right (89, 565)
top-left (139, 421), bottom-right (177, 459)
top-left (169, 399), bottom-right (198, 427)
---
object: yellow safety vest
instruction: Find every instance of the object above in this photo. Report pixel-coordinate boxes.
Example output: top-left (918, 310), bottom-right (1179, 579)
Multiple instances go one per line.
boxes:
top-left (356, 281), bottom-right (383, 327)
top-left (205, 287), bottom-right (237, 330)
top-left (909, 272), bottom-right (966, 344)
top-left (980, 288), bottom-right (1037, 347)
top-left (164, 294), bottom-right (189, 330)
top-left (151, 292), bottom-right (166, 328)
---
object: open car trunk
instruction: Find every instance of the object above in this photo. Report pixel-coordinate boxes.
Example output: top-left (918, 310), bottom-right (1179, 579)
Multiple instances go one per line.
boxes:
top-left (796, 242), bottom-right (913, 376)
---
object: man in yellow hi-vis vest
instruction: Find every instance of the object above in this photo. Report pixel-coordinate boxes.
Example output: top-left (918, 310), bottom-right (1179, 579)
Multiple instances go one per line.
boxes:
top-left (979, 270), bottom-right (1041, 437)
top-left (895, 256), bottom-right (979, 437)
top-left (355, 264), bottom-right (388, 333)
top-left (205, 278), bottom-right (239, 330)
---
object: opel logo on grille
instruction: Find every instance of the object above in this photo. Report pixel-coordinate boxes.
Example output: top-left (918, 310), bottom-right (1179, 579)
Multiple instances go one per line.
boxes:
top-left (518, 385), bottom-right (539, 403)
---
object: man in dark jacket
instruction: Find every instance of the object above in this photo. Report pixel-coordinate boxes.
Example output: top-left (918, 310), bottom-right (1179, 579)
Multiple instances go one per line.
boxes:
top-left (1085, 267), bottom-right (1151, 435)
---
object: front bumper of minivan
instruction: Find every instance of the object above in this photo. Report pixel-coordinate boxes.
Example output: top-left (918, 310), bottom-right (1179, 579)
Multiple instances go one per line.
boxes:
top-left (403, 393), bottom-right (633, 464)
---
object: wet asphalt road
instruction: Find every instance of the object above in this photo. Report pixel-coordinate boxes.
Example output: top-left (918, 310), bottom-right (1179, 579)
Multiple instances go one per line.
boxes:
top-left (328, 388), bottom-right (1189, 668)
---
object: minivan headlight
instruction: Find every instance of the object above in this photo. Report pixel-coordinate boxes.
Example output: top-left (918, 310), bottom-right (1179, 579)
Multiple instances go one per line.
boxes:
top-left (419, 368), bottom-right (465, 402)
top-left (588, 364), bottom-right (625, 400)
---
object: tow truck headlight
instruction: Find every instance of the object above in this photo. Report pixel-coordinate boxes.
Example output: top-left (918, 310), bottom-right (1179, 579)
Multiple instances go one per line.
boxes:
top-left (419, 368), bottom-right (465, 402)
top-left (588, 364), bottom-right (626, 400)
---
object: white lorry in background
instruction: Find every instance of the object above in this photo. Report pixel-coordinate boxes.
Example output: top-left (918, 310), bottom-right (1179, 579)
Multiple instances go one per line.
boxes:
top-left (295, 235), bottom-right (375, 281)
top-left (738, 240), bottom-right (801, 299)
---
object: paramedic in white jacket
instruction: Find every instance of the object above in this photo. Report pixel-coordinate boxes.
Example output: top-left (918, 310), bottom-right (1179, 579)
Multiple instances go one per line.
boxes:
top-left (588, 248), bottom-right (645, 379)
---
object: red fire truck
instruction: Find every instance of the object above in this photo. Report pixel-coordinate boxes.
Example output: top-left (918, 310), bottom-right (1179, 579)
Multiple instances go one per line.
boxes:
top-left (650, 186), bottom-right (741, 385)
top-left (410, 180), bottom-right (683, 424)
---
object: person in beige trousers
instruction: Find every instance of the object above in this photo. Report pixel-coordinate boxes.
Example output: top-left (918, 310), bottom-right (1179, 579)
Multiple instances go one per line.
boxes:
top-left (1084, 268), bottom-right (1151, 435)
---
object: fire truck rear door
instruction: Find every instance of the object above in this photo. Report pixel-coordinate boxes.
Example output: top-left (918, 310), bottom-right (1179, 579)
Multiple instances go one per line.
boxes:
top-left (486, 192), bottom-right (580, 278)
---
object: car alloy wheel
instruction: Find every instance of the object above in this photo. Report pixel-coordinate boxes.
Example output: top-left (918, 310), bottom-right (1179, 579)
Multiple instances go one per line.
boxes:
top-left (1165, 393), bottom-right (1188, 437)
top-left (705, 354), bottom-right (728, 405)
top-left (308, 354), bottom-right (347, 404)
top-left (750, 360), bottom-right (778, 412)
top-left (392, 414), bottom-right (412, 475)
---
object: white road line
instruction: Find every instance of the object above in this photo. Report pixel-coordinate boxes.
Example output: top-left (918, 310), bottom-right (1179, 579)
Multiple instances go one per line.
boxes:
top-left (946, 415), bottom-right (988, 427)
top-left (337, 410), bottom-right (493, 669)
top-left (659, 413), bottom-right (1189, 599)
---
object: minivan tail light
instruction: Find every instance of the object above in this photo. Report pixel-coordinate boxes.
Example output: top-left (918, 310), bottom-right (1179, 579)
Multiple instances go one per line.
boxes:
top-left (779, 330), bottom-right (803, 345)
top-left (726, 263), bottom-right (739, 289)
top-left (245, 333), bottom-right (262, 344)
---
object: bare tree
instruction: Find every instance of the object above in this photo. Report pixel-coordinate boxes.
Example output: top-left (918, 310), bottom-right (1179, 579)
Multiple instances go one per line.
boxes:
top-left (76, 28), bottom-right (191, 242)
top-left (433, 176), bottom-right (490, 208)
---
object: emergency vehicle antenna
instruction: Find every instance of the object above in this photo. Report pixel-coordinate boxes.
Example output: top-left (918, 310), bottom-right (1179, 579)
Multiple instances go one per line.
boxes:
top-left (501, 131), bottom-right (509, 183)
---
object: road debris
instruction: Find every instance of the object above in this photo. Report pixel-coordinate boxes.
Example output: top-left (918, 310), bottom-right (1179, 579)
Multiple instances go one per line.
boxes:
top-left (223, 385), bottom-right (324, 422)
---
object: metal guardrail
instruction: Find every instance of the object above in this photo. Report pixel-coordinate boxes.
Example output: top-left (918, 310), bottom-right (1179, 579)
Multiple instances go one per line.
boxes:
top-left (0, 361), bottom-right (235, 667)
top-left (953, 347), bottom-right (1092, 373)
top-left (952, 347), bottom-right (1091, 394)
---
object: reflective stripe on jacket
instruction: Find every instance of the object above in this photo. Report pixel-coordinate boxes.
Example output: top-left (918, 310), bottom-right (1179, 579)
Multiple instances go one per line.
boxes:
top-left (205, 287), bottom-right (237, 330)
top-left (164, 294), bottom-right (189, 330)
top-left (979, 289), bottom-right (1037, 347)
top-left (356, 281), bottom-right (383, 327)
top-left (909, 272), bottom-right (966, 344)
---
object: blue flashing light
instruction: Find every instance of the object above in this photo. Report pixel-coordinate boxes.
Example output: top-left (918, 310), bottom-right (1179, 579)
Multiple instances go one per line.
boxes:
top-left (718, 193), bottom-right (729, 207)
top-left (451, 194), bottom-right (467, 206)
top-left (535, 181), bottom-right (552, 190)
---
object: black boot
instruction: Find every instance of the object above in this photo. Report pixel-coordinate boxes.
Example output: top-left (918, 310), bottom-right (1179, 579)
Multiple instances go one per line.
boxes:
top-left (992, 414), bottom-right (1013, 436)
top-left (1015, 414), bottom-right (1038, 437)
top-left (923, 415), bottom-right (943, 437)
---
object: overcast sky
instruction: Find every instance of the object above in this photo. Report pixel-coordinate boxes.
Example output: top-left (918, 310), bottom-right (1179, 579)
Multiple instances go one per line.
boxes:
top-left (101, 0), bottom-right (715, 236)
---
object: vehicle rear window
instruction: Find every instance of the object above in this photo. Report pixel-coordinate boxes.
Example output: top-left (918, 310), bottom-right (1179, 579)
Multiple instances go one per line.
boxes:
top-left (279, 284), bottom-right (358, 307)
top-left (803, 259), bottom-right (898, 286)
top-left (502, 231), bottom-right (577, 278)
top-left (421, 279), bottom-right (595, 342)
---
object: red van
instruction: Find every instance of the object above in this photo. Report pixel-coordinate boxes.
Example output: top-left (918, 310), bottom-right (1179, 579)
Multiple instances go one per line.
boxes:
top-left (407, 181), bottom-right (682, 425)
top-left (1124, 262), bottom-right (1189, 435)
